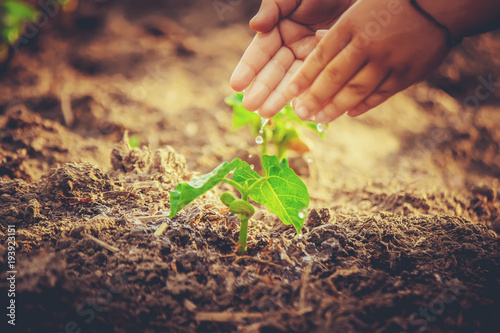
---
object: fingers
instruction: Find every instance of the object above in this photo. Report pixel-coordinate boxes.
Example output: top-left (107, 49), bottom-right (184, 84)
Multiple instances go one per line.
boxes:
top-left (293, 43), bottom-right (367, 119)
top-left (230, 27), bottom-right (281, 92)
top-left (259, 60), bottom-right (303, 118)
top-left (278, 19), bottom-right (317, 59)
top-left (242, 47), bottom-right (295, 111)
top-left (286, 28), bottom-right (352, 98)
top-left (322, 65), bottom-right (389, 118)
top-left (348, 77), bottom-right (402, 117)
top-left (250, 0), bottom-right (301, 32)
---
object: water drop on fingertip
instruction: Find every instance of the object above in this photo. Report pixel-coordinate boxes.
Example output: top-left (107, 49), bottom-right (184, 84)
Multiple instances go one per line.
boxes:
top-left (317, 123), bottom-right (327, 133)
top-left (261, 117), bottom-right (269, 128)
top-left (255, 136), bottom-right (264, 144)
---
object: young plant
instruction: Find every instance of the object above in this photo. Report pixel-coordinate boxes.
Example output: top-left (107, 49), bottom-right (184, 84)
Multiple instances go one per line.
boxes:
top-left (0, 0), bottom-right (38, 61)
top-left (168, 155), bottom-right (310, 253)
top-left (225, 92), bottom-right (328, 160)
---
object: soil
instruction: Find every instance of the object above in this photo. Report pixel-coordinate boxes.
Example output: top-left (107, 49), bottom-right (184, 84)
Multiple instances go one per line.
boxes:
top-left (1, 1), bottom-right (500, 332)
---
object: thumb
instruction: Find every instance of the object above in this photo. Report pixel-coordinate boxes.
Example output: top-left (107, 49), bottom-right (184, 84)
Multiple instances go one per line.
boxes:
top-left (249, 0), bottom-right (280, 32)
top-left (250, 0), bottom-right (299, 33)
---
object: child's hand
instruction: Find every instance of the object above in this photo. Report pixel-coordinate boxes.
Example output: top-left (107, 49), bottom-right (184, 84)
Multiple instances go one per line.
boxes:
top-left (230, 0), bottom-right (354, 118)
top-left (287, 0), bottom-right (451, 123)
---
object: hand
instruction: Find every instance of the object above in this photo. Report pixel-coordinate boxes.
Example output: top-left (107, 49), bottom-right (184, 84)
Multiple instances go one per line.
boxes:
top-left (230, 0), bottom-right (354, 118)
top-left (287, 0), bottom-right (451, 123)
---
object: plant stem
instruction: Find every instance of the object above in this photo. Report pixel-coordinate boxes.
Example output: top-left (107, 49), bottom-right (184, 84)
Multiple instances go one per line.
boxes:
top-left (221, 178), bottom-right (245, 195)
top-left (238, 215), bottom-right (249, 254)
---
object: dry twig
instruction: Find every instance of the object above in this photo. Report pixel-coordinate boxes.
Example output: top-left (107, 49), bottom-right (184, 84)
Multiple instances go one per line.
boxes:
top-left (83, 233), bottom-right (120, 253)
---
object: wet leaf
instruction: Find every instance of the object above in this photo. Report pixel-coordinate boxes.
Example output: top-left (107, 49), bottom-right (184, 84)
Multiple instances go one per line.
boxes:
top-left (169, 158), bottom-right (241, 217)
top-left (170, 155), bottom-right (309, 234)
top-left (225, 92), bottom-right (261, 136)
top-left (2, 1), bottom-right (39, 26)
top-left (235, 155), bottom-right (309, 234)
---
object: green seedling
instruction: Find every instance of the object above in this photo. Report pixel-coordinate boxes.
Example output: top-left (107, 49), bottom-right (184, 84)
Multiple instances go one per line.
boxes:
top-left (0, 0), bottom-right (38, 60)
top-left (128, 134), bottom-right (141, 148)
top-left (225, 92), bottom-right (328, 160)
top-left (167, 155), bottom-right (309, 253)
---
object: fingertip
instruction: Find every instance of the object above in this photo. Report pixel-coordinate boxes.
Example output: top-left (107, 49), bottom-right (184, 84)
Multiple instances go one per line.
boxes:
top-left (242, 93), bottom-right (259, 112)
top-left (230, 62), bottom-right (254, 92)
top-left (258, 106), bottom-right (278, 119)
top-left (259, 102), bottom-right (281, 119)
top-left (249, 1), bottom-right (278, 33)
top-left (314, 111), bottom-right (329, 124)
top-left (347, 107), bottom-right (367, 117)
top-left (229, 73), bottom-right (244, 92)
top-left (295, 105), bottom-right (311, 120)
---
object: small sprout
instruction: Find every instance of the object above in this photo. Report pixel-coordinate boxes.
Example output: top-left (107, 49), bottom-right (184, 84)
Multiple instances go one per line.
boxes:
top-left (169, 155), bottom-right (309, 253)
top-left (220, 192), bottom-right (236, 206)
top-left (0, 1), bottom-right (39, 61)
top-left (229, 199), bottom-right (255, 218)
top-left (128, 134), bottom-right (141, 148)
top-left (225, 92), bottom-right (328, 160)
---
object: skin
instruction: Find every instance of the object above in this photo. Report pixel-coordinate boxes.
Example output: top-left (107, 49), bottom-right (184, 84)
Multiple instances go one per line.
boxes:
top-left (230, 0), bottom-right (354, 117)
top-left (232, 0), bottom-right (500, 123)
top-left (288, 0), bottom-right (451, 122)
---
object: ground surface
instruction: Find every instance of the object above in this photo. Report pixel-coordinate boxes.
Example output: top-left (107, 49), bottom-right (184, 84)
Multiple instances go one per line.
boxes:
top-left (0, 1), bottom-right (499, 332)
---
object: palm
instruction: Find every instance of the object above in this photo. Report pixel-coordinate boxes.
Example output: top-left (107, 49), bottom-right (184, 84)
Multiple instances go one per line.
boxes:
top-left (231, 0), bottom-right (352, 117)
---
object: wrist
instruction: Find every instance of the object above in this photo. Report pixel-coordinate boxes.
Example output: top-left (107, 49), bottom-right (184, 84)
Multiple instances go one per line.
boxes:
top-left (416, 0), bottom-right (500, 40)
top-left (408, 0), bottom-right (461, 47)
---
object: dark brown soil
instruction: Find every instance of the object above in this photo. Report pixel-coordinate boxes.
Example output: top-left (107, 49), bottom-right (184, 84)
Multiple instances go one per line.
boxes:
top-left (1, 1), bottom-right (499, 332)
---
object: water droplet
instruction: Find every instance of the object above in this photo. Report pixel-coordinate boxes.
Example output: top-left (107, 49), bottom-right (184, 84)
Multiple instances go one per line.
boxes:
top-left (344, 111), bottom-right (349, 116)
top-left (307, 158), bottom-right (313, 164)
top-left (255, 136), bottom-right (264, 144)
top-left (298, 233), bottom-right (303, 240)
top-left (317, 123), bottom-right (327, 133)
top-left (258, 117), bottom-right (269, 134)
top-left (261, 117), bottom-right (269, 128)
top-left (298, 208), bottom-right (307, 219)
top-left (248, 154), bottom-right (253, 158)
top-left (250, 164), bottom-right (255, 170)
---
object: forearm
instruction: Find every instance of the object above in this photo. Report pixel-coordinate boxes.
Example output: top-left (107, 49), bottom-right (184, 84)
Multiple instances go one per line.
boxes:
top-left (418, 0), bottom-right (500, 40)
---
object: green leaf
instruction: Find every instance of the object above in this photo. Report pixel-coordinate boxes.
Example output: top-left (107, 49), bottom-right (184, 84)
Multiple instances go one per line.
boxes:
top-left (169, 158), bottom-right (241, 218)
top-left (234, 155), bottom-right (309, 234)
top-left (1, 24), bottom-right (21, 44)
top-left (225, 92), bottom-right (261, 135)
top-left (280, 105), bottom-right (327, 137)
top-left (1, 0), bottom-right (39, 45)
top-left (2, 1), bottom-right (39, 26)
top-left (128, 134), bottom-right (141, 148)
